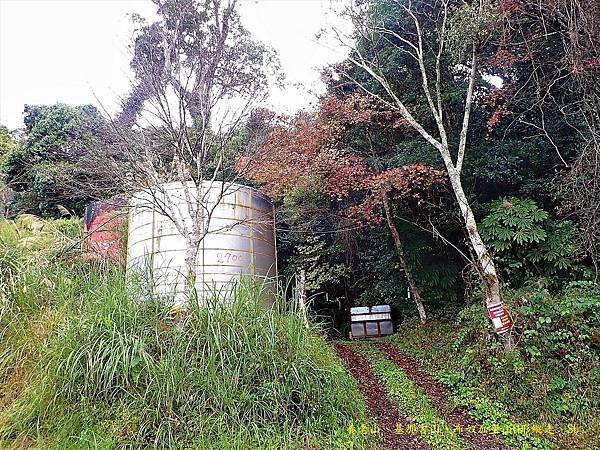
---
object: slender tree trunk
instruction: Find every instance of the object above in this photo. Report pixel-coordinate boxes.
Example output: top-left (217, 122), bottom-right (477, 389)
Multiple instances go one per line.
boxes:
top-left (184, 202), bottom-right (203, 297)
top-left (185, 232), bottom-right (201, 288)
top-left (185, 246), bottom-right (196, 282)
top-left (184, 243), bottom-right (198, 308)
top-left (447, 168), bottom-right (513, 348)
top-left (174, 238), bottom-right (199, 317)
top-left (298, 267), bottom-right (310, 329)
top-left (447, 169), bottom-right (500, 302)
top-left (381, 192), bottom-right (427, 324)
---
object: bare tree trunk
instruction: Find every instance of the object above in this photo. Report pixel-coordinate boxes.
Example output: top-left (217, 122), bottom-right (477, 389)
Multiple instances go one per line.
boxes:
top-left (448, 169), bottom-right (512, 349)
top-left (298, 268), bottom-right (310, 329)
top-left (381, 192), bottom-right (427, 324)
top-left (185, 229), bottom-right (202, 286)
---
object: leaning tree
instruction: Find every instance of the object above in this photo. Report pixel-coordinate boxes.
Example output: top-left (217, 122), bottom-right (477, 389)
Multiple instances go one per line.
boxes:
top-left (331, 0), bottom-right (515, 343)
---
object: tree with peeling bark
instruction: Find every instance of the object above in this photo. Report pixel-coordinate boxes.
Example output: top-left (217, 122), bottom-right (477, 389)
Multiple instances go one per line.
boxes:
top-left (77, 0), bottom-right (279, 281)
top-left (332, 0), bottom-right (513, 341)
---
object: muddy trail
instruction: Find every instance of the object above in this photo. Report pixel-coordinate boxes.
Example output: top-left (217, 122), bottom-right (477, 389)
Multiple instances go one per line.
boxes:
top-left (377, 342), bottom-right (509, 450)
top-left (333, 342), bottom-right (511, 450)
top-left (332, 343), bottom-right (428, 450)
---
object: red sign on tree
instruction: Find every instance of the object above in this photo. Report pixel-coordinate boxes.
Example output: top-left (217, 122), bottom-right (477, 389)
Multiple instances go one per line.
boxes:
top-left (487, 302), bottom-right (513, 334)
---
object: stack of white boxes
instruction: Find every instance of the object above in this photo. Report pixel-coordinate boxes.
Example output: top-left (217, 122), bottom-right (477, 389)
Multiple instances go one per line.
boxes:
top-left (349, 305), bottom-right (393, 339)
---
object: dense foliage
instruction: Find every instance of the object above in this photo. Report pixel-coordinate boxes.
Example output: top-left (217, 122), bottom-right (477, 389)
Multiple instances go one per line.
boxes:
top-left (1, 0), bottom-right (598, 447)
top-left (240, 0), bottom-right (599, 334)
top-left (2, 0), bottom-right (596, 327)
top-left (1, 104), bottom-right (106, 217)
top-left (391, 281), bottom-right (600, 449)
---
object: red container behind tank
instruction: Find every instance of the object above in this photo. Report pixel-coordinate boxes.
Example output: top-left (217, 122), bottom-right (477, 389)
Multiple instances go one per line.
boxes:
top-left (83, 199), bottom-right (126, 261)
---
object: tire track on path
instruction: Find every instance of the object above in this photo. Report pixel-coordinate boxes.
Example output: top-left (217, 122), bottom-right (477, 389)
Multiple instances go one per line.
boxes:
top-left (377, 342), bottom-right (510, 450)
top-left (332, 342), bottom-right (429, 450)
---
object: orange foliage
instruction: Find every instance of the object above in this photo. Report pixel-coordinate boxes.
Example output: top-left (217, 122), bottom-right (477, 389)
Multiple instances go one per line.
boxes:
top-left (241, 95), bottom-right (445, 223)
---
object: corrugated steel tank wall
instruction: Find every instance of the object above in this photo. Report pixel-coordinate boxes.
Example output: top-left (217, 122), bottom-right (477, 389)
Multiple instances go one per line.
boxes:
top-left (127, 181), bottom-right (277, 305)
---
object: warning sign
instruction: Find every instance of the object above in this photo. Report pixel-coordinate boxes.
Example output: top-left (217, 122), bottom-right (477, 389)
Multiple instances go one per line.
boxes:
top-left (487, 302), bottom-right (513, 334)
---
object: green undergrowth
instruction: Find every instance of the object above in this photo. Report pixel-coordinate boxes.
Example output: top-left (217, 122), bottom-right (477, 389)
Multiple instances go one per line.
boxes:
top-left (0, 216), bottom-right (368, 449)
top-left (388, 325), bottom-right (560, 449)
top-left (388, 283), bottom-right (600, 450)
top-left (355, 342), bottom-right (468, 450)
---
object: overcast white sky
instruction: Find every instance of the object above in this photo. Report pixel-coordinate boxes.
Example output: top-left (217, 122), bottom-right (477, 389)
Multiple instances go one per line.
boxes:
top-left (0, 0), bottom-right (350, 130)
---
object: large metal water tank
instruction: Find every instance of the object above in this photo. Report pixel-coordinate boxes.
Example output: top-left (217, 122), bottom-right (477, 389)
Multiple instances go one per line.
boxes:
top-left (127, 181), bottom-right (277, 305)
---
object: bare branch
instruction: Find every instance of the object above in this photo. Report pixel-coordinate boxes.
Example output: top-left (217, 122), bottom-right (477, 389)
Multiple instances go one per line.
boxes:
top-left (456, 44), bottom-right (478, 174)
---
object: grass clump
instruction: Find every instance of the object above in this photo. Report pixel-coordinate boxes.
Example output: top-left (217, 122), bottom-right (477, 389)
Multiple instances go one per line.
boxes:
top-left (0, 216), bottom-right (367, 449)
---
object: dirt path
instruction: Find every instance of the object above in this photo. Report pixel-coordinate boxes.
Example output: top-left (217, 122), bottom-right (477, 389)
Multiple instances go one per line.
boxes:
top-left (332, 343), bottom-right (429, 450)
top-left (377, 342), bottom-right (510, 450)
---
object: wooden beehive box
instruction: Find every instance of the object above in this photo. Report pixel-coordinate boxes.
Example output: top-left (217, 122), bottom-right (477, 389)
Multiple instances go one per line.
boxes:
top-left (349, 305), bottom-right (393, 339)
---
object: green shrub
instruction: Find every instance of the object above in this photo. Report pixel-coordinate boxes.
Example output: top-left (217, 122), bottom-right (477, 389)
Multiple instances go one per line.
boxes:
top-left (445, 282), bottom-right (600, 422)
top-left (480, 198), bottom-right (580, 286)
top-left (389, 280), bottom-right (600, 449)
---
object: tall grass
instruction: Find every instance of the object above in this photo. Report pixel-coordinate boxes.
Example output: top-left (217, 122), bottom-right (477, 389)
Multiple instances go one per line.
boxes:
top-left (0, 217), bottom-right (85, 407)
top-left (0, 217), bottom-right (367, 449)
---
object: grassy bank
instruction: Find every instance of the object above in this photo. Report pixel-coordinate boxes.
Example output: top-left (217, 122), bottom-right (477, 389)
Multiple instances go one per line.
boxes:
top-left (0, 217), bottom-right (368, 449)
top-left (388, 285), bottom-right (600, 450)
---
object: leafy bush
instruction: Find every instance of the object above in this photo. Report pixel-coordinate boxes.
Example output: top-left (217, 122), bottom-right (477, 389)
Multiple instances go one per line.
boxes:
top-left (389, 279), bottom-right (600, 449)
top-left (447, 282), bottom-right (600, 422)
top-left (481, 197), bottom-right (579, 285)
top-left (516, 282), bottom-right (600, 416)
top-left (481, 198), bottom-right (549, 250)
top-left (287, 235), bottom-right (349, 291)
top-left (2, 104), bottom-right (103, 217)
